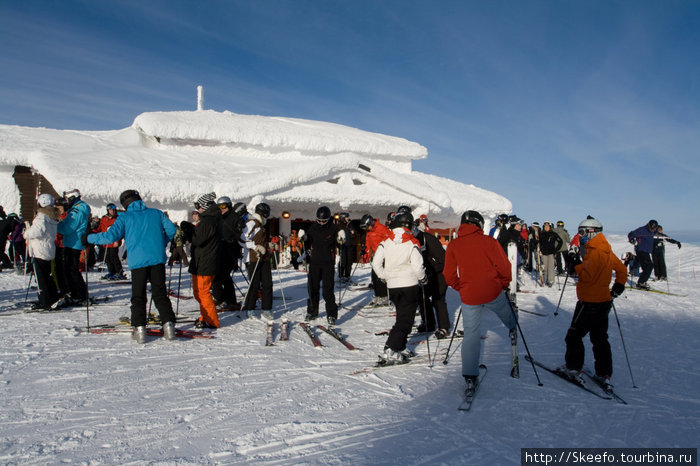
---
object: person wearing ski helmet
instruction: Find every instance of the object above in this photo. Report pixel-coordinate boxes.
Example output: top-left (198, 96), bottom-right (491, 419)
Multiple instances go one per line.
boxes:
top-left (0, 211), bottom-right (19, 270)
top-left (211, 196), bottom-right (241, 310)
top-left (560, 216), bottom-right (627, 389)
top-left (360, 213), bottom-right (391, 306)
top-left (240, 202), bottom-right (274, 317)
top-left (87, 189), bottom-right (179, 342)
top-left (651, 225), bottom-right (681, 281)
top-left (444, 210), bottom-right (518, 395)
top-left (185, 192), bottom-right (222, 328)
top-left (55, 188), bottom-right (91, 307)
top-left (23, 193), bottom-right (59, 309)
top-left (97, 202), bottom-right (125, 280)
top-left (373, 210), bottom-right (426, 364)
top-left (304, 205), bottom-right (345, 324)
top-left (627, 219), bottom-right (662, 290)
top-left (413, 215), bottom-right (451, 338)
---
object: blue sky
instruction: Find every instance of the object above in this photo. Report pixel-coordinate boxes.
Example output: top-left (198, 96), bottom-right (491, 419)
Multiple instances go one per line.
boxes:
top-left (1, 0), bottom-right (698, 233)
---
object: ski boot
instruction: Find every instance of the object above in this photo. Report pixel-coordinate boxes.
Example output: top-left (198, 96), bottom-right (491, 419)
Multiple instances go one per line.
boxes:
top-left (132, 326), bottom-right (147, 344)
top-left (163, 322), bottom-right (176, 341)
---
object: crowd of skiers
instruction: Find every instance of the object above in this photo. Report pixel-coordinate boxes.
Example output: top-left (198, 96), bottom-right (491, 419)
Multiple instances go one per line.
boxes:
top-left (1, 191), bottom-right (684, 396)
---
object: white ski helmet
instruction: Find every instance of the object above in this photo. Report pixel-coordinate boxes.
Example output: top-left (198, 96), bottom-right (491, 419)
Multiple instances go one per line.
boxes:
top-left (578, 217), bottom-right (603, 239)
top-left (37, 193), bottom-right (55, 208)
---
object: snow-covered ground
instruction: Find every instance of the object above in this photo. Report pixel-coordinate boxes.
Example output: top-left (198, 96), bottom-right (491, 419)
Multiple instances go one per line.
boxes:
top-left (0, 235), bottom-right (698, 464)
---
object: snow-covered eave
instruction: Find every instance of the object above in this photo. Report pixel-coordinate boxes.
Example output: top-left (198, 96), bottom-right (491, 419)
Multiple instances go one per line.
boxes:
top-left (132, 110), bottom-right (428, 161)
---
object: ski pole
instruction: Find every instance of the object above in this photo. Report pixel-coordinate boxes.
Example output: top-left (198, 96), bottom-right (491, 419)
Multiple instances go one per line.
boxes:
top-left (85, 256), bottom-right (90, 332)
top-left (242, 259), bottom-right (261, 310)
top-left (167, 264), bottom-right (173, 294)
top-left (421, 284), bottom-right (432, 368)
top-left (272, 252), bottom-right (288, 312)
top-left (611, 301), bottom-right (637, 388)
top-left (238, 266), bottom-right (250, 285)
top-left (24, 260), bottom-right (35, 303)
top-left (505, 294), bottom-right (543, 386)
top-left (175, 259), bottom-right (183, 316)
top-left (442, 305), bottom-right (462, 365)
top-left (338, 261), bottom-right (360, 305)
top-left (554, 271), bottom-right (569, 316)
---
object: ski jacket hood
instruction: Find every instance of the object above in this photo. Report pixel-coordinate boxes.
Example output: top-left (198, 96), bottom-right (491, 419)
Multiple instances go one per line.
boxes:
top-left (87, 200), bottom-right (176, 270)
top-left (444, 223), bottom-right (512, 305)
top-left (575, 233), bottom-right (627, 303)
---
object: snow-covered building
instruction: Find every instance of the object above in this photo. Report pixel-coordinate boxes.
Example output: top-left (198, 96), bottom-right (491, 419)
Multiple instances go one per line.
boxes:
top-left (0, 107), bottom-right (511, 236)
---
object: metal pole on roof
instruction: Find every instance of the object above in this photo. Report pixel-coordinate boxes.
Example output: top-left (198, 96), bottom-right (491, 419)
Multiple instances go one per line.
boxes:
top-left (197, 85), bottom-right (204, 111)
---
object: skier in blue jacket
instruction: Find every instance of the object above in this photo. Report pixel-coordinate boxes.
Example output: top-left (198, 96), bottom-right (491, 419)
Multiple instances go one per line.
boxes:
top-left (628, 219), bottom-right (660, 290)
top-left (86, 190), bottom-right (178, 342)
top-left (55, 189), bottom-right (91, 307)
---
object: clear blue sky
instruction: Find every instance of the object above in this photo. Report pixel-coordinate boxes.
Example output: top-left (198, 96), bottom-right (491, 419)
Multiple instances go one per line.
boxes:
top-left (1, 0), bottom-right (698, 233)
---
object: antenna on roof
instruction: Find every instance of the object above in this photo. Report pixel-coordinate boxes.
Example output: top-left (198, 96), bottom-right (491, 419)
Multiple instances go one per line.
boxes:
top-left (197, 85), bottom-right (204, 111)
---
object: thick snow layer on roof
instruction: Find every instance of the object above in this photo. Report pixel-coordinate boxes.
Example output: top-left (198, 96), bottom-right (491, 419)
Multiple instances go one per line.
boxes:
top-left (0, 112), bottom-right (511, 224)
top-left (133, 110), bottom-right (427, 159)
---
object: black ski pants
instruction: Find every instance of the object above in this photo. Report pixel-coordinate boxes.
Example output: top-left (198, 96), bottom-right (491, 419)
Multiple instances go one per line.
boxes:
top-left (419, 273), bottom-right (450, 331)
top-left (636, 251), bottom-right (653, 284)
top-left (307, 261), bottom-right (337, 318)
top-left (212, 256), bottom-right (237, 305)
top-left (385, 285), bottom-right (420, 352)
top-left (0, 240), bottom-right (11, 268)
top-left (371, 268), bottom-right (387, 298)
top-left (62, 247), bottom-right (86, 301)
top-left (105, 247), bottom-right (123, 276)
top-left (338, 245), bottom-right (354, 278)
top-left (565, 300), bottom-right (613, 377)
top-left (652, 249), bottom-right (667, 279)
top-left (130, 263), bottom-right (175, 327)
top-left (244, 260), bottom-right (273, 311)
top-left (33, 257), bottom-right (57, 308)
top-left (54, 246), bottom-right (70, 296)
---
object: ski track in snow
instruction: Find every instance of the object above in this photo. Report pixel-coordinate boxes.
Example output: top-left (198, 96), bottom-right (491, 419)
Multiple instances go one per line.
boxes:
top-left (0, 235), bottom-right (698, 464)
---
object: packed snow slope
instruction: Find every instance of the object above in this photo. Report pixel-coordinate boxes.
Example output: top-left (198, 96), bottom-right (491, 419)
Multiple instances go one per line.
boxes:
top-left (0, 235), bottom-right (698, 464)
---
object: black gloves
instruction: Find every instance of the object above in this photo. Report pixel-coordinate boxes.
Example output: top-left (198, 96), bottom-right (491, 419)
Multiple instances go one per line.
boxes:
top-left (678, 242), bottom-right (682, 249)
top-left (180, 221), bottom-right (195, 243)
top-left (567, 251), bottom-right (582, 274)
top-left (611, 282), bottom-right (625, 298)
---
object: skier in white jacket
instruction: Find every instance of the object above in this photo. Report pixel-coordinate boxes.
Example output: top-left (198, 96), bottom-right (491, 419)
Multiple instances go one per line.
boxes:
top-left (372, 211), bottom-right (426, 364)
top-left (23, 194), bottom-right (59, 310)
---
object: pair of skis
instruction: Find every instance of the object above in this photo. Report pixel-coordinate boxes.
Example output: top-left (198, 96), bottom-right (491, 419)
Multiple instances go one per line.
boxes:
top-left (79, 326), bottom-right (215, 339)
top-left (298, 322), bottom-right (358, 350)
top-left (525, 356), bottom-right (627, 404)
top-left (265, 318), bottom-right (290, 346)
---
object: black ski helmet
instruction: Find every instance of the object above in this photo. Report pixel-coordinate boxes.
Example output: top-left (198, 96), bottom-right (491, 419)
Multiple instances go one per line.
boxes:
top-left (460, 210), bottom-right (484, 229)
top-left (556, 220), bottom-right (565, 227)
top-left (119, 189), bottom-right (141, 210)
top-left (396, 205), bottom-right (412, 215)
top-left (390, 212), bottom-right (414, 229)
top-left (232, 202), bottom-right (247, 216)
top-left (106, 203), bottom-right (117, 211)
top-left (360, 214), bottom-right (374, 230)
top-left (255, 202), bottom-right (271, 219)
top-left (316, 206), bottom-right (331, 223)
top-left (648, 219), bottom-right (659, 230)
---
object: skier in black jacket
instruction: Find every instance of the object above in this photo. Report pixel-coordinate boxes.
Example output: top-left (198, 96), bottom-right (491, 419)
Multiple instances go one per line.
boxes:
top-left (652, 225), bottom-right (681, 281)
top-left (305, 206), bottom-right (345, 325)
top-left (212, 196), bottom-right (242, 310)
top-left (414, 218), bottom-right (450, 338)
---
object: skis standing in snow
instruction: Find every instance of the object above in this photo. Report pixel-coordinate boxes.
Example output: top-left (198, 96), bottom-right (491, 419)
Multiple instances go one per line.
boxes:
top-left (371, 210), bottom-right (426, 365)
top-left (560, 217), bottom-right (627, 389)
top-left (304, 206), bottom-right (344, 325)
top-left (443, 210), bottom-right (519, 397)
top-left (86, 189), bottom-right (179, 343)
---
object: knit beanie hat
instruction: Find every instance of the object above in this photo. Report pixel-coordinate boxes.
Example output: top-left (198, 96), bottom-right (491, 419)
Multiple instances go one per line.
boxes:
top-left (195, 192), bottom-right (217, 209)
